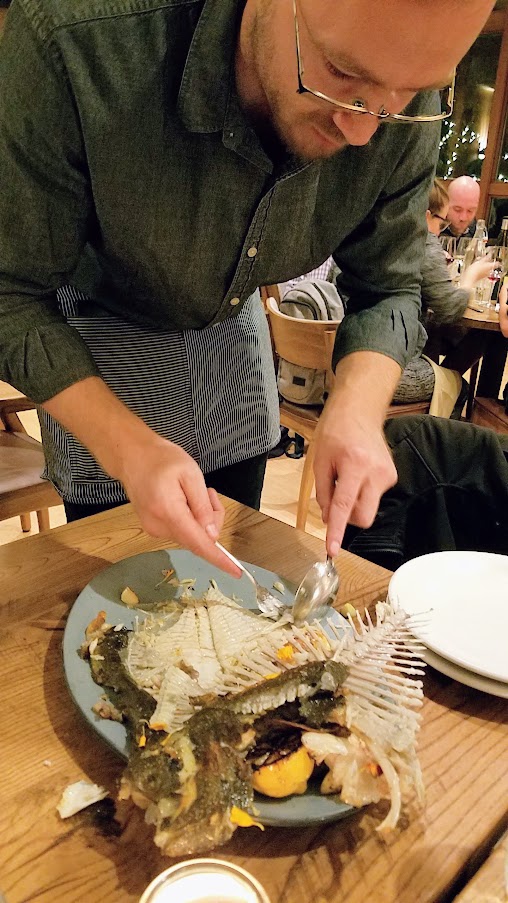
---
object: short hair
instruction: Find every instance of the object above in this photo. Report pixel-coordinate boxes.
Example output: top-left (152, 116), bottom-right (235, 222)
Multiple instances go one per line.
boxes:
top-left (428, 179), bottom-right (449, 216)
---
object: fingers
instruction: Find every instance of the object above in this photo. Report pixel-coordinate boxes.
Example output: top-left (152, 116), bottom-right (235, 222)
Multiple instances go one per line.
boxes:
top-left (140, 485), bottom-right (242, 578)
top-left (316, 443), bottom-right (397, 557)
top-left (314, 458), bottom-right (337, 526)
top-left (207, 487), bottom-right (225, 534)
top-left (173, 475), bottom-right (241, 577)
top-left (180, 474), bottom-right (223, 539)
top-left (124, 441), bottom-right (241, 578)
top-left (323, 465), bottom-right (365, 556)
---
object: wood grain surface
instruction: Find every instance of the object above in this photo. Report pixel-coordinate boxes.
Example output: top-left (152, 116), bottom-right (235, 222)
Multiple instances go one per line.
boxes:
top-left (462, 306), bottom-right (501, 331)
top-left (454, 832), bottom-right (508, 902)
top-left (1, 500), bottom-right (507, 903)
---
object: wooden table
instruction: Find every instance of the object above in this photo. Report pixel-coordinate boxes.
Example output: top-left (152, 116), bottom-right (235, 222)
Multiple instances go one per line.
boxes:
top-left (454, 831), bottom-right (508, 902)
top-left (1, 501), bottom-right (507, 903)
top-left (461, 305), bottom-right (502, 332)
top-left (442, 306), bottom-right (506, 415)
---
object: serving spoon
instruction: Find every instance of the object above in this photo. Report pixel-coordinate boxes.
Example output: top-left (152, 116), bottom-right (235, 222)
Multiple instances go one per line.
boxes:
top-left (292, 555), bottom-right (340, 625)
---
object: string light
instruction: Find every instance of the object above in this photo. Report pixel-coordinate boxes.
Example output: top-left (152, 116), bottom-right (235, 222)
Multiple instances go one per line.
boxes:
top-left (439, 119), bottom-right (482, 178)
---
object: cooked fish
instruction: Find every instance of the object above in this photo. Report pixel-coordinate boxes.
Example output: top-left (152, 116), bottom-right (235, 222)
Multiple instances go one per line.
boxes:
top-left (84, 594), bottom-right (426, 855)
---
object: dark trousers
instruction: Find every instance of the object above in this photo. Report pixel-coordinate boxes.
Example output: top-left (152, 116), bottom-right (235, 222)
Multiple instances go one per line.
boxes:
top-left (63, 451), bottom-right (268, 523)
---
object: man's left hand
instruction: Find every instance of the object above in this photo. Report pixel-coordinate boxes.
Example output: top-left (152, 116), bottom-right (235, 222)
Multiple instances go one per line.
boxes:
top-left (313, 352), bottom-right (402, 556)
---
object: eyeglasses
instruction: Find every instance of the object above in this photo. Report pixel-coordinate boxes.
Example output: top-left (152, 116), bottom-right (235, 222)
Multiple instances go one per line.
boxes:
top-left (293, 0), bottom-right (455, 123)
top-left (433, 213), bottom-right (451, 232)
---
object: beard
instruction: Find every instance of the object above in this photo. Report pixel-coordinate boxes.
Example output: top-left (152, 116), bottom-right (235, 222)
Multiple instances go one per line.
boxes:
top-left (248, 1), bottom-right (348, 161)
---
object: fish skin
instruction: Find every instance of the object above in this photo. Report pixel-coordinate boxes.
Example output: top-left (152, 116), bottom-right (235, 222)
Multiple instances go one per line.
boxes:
top-left (84, 601), bottom-right (426, 853)
top-left (224, 660), bottom-right (349, 716)
top-left (154, 707), bottom-right (253, 855)
top-left (88, 629), bottom-right (350, 856)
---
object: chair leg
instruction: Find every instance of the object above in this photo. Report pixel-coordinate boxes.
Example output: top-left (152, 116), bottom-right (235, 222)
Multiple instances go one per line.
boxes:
top-left (296, 441), bottom-right (316, 531)
top-left (466, 360), bottom-right (480, 421)
top-left (20, 512), bottom-right (32, 532)
top-left (36, 508), bottom-right (51, 531)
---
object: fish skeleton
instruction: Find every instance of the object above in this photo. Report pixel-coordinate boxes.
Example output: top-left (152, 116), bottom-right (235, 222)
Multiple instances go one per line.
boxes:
top-left (84, 589), bottom-right (426, 855)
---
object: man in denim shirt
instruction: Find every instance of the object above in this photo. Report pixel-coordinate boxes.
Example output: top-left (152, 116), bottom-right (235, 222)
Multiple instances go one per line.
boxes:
top-left (0, 0), bottom-right (494, 573)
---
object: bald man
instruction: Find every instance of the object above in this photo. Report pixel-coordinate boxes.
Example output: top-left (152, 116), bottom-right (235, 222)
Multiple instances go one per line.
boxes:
top-left (441, 175), bottom-right (480, 239)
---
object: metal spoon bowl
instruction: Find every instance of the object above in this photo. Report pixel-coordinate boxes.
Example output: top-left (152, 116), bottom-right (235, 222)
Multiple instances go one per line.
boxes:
top-left (292, 556), bottom-right (340, 624)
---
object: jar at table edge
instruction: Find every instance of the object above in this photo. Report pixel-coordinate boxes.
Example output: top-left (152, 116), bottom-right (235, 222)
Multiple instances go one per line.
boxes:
top-left (139, 859), bottom-right (272, 903)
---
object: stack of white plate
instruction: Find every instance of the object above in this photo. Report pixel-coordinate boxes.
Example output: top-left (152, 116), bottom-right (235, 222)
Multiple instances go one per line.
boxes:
top-left (388, 551), bottom-right (508, 698)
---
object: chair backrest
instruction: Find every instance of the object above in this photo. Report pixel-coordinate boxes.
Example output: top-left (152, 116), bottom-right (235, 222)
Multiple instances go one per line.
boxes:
top-left (0, 392), bottom-right (60, 531)
top-left (265, 296), bottom-right (339, 375)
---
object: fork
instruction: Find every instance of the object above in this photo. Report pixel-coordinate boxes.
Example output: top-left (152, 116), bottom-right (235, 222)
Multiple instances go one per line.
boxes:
top-left (215, 541), bottom-right (286, 618)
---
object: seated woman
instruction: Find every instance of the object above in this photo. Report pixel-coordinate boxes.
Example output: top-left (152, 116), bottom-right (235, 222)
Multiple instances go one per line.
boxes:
top-left (392, 179), bottom-right (492, 410)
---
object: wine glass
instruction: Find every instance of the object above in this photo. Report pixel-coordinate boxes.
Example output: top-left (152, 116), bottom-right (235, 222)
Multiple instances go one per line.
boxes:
top-left (456, 237), bottom-right (472, 257)
top-left (452, 236), bottom-right (472, 277)
top-left (440, 236), bottom-right (456, 258)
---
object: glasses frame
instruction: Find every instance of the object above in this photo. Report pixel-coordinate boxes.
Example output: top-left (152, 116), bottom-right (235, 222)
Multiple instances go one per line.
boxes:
top-left (433, 213), bottom-right (451, 232)
top-left (293, 0), bottom-right (455, 123)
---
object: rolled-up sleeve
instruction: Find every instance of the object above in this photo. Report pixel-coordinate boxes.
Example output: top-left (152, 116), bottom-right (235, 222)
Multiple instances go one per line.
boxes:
top-left (0, 1), bottom-right (100, 403)
top-left (421, 232), bottom-right (470, 323)
top-left (333, 106), bottom-right (441, 372)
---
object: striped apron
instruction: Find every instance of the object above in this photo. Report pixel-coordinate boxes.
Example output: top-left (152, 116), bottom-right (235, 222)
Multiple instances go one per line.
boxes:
top-left (40, 287), bottom-right (280, 504)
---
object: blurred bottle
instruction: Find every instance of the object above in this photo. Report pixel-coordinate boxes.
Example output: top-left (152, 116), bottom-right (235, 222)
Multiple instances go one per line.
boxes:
top-left (498, 216), bottom-right (508, 250)
top-left (489, 217), bottom-right (508, 303)
top-left (487, 216), bottom-right (508, 248)
top-left (463, 218), bottom-right (488, 271)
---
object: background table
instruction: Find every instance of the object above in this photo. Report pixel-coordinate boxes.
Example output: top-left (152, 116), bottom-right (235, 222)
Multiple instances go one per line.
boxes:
top-left (442, 305), bottom-right (506, 416)
top-left (461, 306), bottom-right (502, 331)
top-left (1, 500), bottom-right (507, 903)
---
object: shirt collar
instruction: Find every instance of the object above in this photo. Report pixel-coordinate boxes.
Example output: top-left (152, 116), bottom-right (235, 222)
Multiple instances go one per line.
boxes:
top-left (177, 0), bottom-right (243, 132)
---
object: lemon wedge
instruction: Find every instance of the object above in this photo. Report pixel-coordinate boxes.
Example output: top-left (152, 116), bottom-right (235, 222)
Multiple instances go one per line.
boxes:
top-left (252, 746), bottom-right (314, 798)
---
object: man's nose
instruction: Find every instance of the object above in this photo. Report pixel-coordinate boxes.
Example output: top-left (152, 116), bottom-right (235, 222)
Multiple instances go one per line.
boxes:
top-left (331, 87), bottom-right (413, 146)
top-left (331, 109), bottom-right (380, 146)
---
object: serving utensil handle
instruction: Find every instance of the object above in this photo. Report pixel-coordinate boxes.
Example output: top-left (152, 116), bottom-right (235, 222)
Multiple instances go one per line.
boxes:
top-left (215, 541), bottom-right (256, 589)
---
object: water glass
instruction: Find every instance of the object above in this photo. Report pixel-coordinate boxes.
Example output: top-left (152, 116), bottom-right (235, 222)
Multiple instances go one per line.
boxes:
top-left (139, 860), bottom-right (272, 903)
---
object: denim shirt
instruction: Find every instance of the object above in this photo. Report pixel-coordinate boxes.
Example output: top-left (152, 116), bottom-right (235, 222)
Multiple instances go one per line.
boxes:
top-left (0, 0), bottom-right (440, 403)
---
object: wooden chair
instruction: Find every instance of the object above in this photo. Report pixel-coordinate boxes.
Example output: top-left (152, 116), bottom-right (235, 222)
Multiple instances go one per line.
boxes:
top-left (265, 296), bottom-right (432, 531)
top-left (0, 395), bottom-right (61, 532)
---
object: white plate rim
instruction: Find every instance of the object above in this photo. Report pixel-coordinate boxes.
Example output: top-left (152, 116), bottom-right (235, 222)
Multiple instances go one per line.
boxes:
top-left (387, 551), bottom-right (508, 683)
top-left (423, 646), bottom-right (508, 698)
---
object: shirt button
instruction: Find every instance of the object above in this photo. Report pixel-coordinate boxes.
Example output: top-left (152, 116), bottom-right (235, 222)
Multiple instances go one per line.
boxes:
top-left (246, 246), bottom-right (258, 258)
top-left (230, 297), bottom-right (241, 307)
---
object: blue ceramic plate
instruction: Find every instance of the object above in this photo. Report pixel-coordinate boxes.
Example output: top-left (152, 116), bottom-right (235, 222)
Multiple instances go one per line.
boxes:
top-left (63, 548), bottom-right (354, 828)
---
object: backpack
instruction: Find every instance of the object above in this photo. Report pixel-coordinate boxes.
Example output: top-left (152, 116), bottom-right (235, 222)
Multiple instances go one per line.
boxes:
top-left (277, 279), bottom-right (345, 406)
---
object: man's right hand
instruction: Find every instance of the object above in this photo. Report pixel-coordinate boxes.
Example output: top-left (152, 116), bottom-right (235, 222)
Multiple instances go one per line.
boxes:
top-left (459, 255), bottom-right (496, 289)
top-left (119, 436), bottom-right (238, 570)
top-left (43, 376), bottom-right (244, 577)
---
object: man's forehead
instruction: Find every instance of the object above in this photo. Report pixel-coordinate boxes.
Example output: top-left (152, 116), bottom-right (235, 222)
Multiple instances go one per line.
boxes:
top-left (306, 0), bottom-right (494, 89)
top-left (449, 187), bottom-right (480, 204)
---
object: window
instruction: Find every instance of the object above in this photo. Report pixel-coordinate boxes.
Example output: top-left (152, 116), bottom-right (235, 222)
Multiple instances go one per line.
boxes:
top-left (437, 34), bottom-right (501, 179)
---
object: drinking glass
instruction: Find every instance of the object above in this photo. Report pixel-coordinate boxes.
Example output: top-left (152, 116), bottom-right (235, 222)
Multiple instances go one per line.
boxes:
top-left (451, 236), bottom-right (472, 277)
top-left (440, 236), bottom-right (457, 258)
top-left (456, 237), bottom-right (472, 257)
